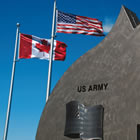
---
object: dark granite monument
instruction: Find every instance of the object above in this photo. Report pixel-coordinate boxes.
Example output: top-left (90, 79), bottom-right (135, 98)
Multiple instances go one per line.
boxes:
top-left (36, 6), bottom-right (140, 140)
top-left (64, 101), bottom-right (104, 139)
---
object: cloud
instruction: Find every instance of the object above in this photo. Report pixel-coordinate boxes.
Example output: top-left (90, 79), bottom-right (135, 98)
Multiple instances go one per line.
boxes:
top-left (103, 18), bottom-right (114, 33)
top-left (103, 24), bottom-right (113, 33)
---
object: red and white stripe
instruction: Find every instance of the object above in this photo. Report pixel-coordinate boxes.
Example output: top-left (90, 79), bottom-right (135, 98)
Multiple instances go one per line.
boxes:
top-left (19, 33), bottom-right (67, 61)
top-left (56, 11), bottom-right (104, 36)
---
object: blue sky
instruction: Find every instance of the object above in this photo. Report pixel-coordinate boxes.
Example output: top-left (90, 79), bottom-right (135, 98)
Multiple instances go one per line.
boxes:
top-left (0, 0), bottom-right (139, 139)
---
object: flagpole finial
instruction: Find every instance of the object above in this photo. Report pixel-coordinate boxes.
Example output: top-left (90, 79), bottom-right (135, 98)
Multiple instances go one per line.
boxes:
top-left (16, 23), bottom-right (20, 27)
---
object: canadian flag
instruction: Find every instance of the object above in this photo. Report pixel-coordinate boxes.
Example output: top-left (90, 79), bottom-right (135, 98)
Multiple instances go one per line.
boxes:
top-left (19, 33), bottom-right (67, 61)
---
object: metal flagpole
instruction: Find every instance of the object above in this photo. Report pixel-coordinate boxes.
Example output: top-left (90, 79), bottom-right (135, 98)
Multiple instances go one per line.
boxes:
top-left (46, 0), bottom-right (57, 102)
top-left (3, 23), bottom-right (20, 140)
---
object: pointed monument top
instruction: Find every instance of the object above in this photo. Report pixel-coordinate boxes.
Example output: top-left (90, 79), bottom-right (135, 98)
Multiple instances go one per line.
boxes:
top-left (122, 5), bottom-right (140, 28)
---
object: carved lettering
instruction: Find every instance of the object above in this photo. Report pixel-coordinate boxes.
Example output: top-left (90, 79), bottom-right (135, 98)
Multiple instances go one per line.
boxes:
top-left (93, 85), bottom-right (98, 91)
top-left (77, 83), bottom-right (109, 93)
top-left (88, 85), bottom-right (92, 92)
top-left (104, 83), bottom-right (108, 90)
top-left (97, 84), bottom-right (104, 90)
top-left (77, 86), bottom-right (86, 93)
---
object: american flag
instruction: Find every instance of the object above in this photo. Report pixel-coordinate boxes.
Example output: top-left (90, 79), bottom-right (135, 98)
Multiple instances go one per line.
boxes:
top-left (56, 10), bottom-right (104, 36)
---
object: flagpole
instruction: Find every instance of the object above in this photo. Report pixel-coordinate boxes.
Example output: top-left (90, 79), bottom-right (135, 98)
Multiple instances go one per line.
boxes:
top-left (46, 0), bottom-right (56, 102)
top-left (3, 23), bottom-right (20, 140)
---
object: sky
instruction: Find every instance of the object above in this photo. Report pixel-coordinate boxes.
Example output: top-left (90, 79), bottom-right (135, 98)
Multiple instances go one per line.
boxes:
top-left (0, 0), bottom-right (140, 140)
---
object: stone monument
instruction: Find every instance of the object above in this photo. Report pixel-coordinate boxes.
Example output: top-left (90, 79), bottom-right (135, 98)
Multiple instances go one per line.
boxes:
top-left (36, 6), bottom-right (140, 140)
